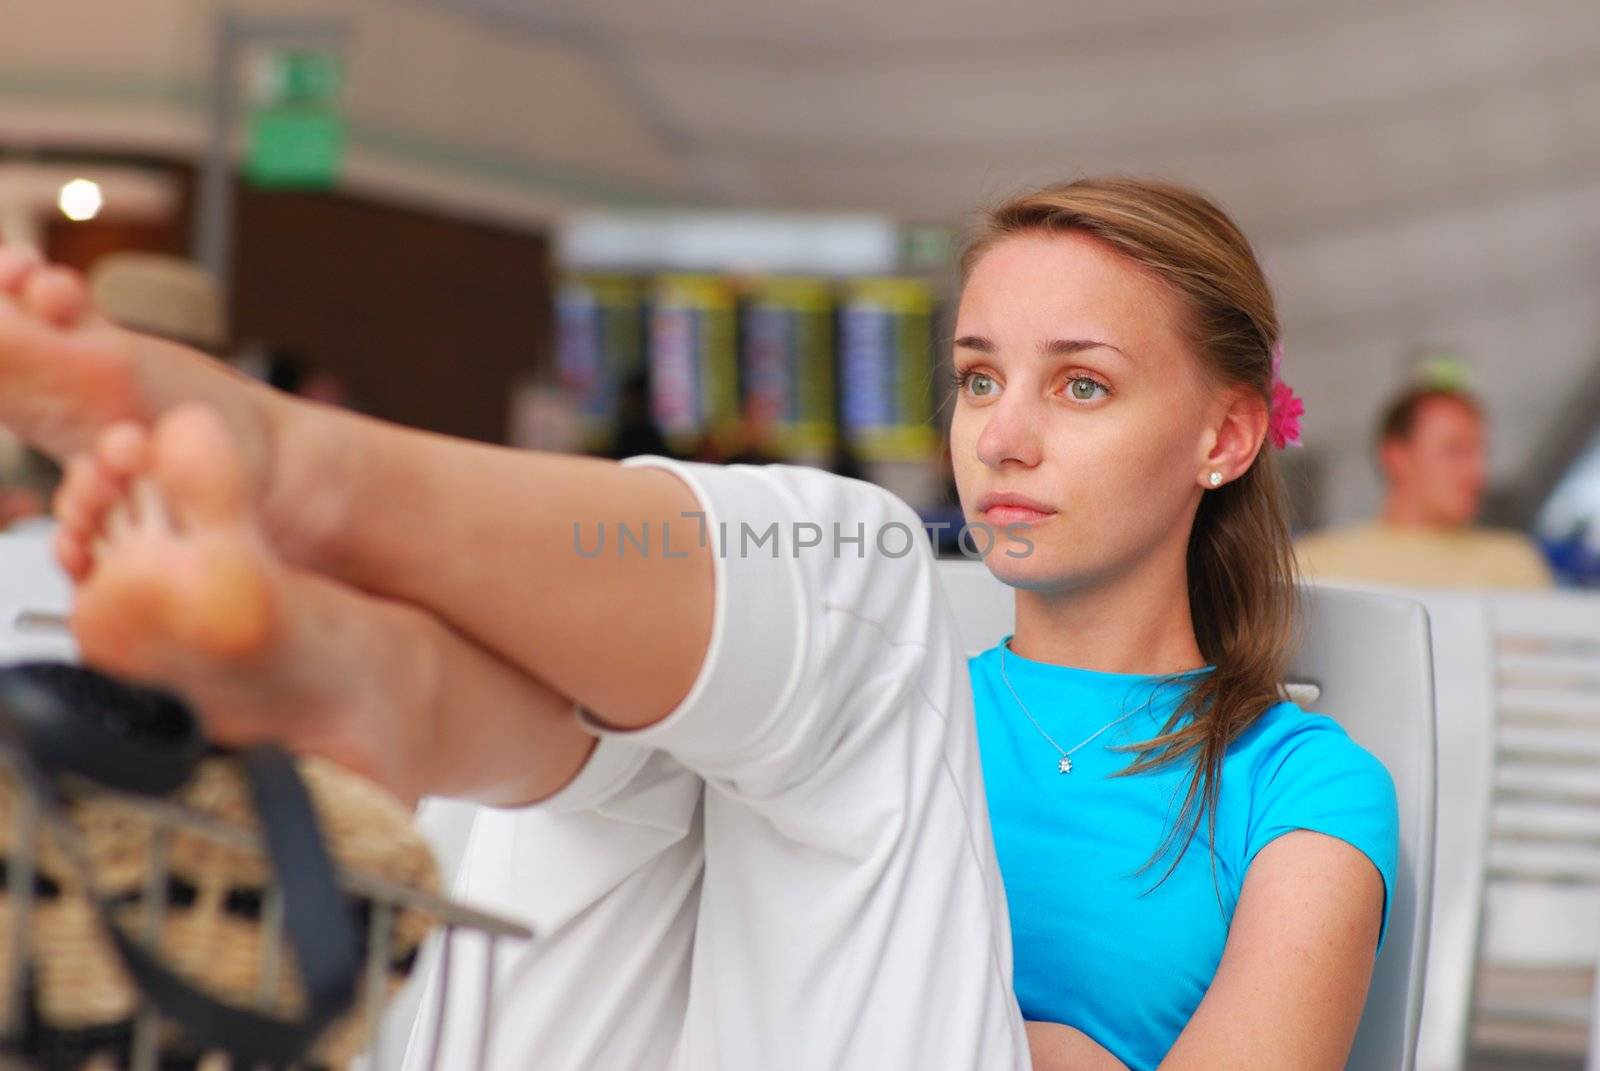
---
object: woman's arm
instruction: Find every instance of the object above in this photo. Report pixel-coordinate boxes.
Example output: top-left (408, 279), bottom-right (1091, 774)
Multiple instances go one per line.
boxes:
top-left (1027, 1021), bottom-right (1128, 1071)
top-left (1157, 829), bottom-right (1383, 1070)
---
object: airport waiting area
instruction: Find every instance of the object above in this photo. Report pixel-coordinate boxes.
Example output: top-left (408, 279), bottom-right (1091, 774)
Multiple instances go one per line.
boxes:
top-left (1, 2), bottom-right (1600, 1069)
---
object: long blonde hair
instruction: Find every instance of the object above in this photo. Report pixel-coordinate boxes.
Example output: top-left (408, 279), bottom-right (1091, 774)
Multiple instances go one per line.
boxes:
top-left (961, 177), bottom-right (1301, 873)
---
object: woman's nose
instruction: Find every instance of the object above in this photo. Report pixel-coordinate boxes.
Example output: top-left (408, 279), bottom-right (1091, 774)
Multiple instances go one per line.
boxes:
top-left (974, 396), bottom-right (1042, 470)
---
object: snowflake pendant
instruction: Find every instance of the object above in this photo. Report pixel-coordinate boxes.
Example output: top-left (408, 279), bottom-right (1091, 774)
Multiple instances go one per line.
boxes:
top-left (1058, 756), bottom-right (1073, 774)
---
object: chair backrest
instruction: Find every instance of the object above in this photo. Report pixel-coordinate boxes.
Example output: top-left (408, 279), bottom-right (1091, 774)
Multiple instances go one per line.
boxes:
top-left (935, 559), bottom-right (1438, 1071)
top-left (1307, 585), bottom-right (1497, 1071)
top-left (1290, 585), bottom-right (1437, 1071)
top-left (1470, 591), bottom-right (1600, 1060)
top-left (1402, 593), bottom-right (1495, 1071)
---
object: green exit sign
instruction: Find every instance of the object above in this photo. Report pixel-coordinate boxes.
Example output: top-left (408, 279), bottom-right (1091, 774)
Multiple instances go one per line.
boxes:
top-left (246, 50), bottom-right (345, 189)
top-left (266, 51), bottom-right (342, 104)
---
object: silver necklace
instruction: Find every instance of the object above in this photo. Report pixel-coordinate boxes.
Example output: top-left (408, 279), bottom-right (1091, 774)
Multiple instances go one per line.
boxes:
top-left (998, 640), bottom-right (1143, 774)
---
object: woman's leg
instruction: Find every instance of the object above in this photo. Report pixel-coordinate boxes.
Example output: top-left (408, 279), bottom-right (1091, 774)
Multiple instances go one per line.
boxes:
top-left (59, 404), bottom-right (596, 805)
top-left (0, 249), bottom-right (714, 732)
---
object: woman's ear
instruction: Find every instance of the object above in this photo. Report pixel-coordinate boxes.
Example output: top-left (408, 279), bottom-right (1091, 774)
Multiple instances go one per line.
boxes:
top-left (1197, 387), bottom-right (1269, 489)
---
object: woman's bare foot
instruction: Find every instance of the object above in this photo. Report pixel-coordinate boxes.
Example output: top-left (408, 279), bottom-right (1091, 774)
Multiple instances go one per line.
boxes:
top-left (0, 247), bottom-right (149, 455)
top-left (0, 246), bottom-right (341, 564)
top-left (62, 405), bottom-right (408, 790)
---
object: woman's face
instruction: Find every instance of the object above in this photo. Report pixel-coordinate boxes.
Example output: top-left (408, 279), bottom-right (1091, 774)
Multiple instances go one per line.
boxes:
top-left (949, 231), bottom-right (1225, 591)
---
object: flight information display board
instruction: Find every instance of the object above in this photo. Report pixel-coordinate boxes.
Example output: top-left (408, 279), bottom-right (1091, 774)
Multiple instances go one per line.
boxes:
top-left (555, 273), bottom-right (646, 451)
top-left (556, 270), bottom-right (941, 466)
top-left (649, 274), bottom-right (740, 454)
top-left (838, 278), bottom-right (938, 462)
top-left (742, 277), bottom-right (836, 458)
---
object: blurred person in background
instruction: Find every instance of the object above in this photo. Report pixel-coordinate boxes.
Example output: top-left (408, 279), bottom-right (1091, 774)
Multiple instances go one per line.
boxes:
top-left (509, 374), bottom-right (586, 454)
top-left (721, 393), bottom-right (780, 466)
top-left (1296, 380), bottom-right (1554, 588)
top-left (826, 437), bottom-right (864, 482)
top-left (262, 345), bottom-right (352, 409)
top-left (606, 367), bottom-right (674, 460)
top-left (688, 393), bottom-right (779, 465)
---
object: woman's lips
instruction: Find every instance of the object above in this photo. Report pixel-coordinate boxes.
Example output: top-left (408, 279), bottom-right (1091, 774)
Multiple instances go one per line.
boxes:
top-left (982, 505), bottom-right (1057, 527)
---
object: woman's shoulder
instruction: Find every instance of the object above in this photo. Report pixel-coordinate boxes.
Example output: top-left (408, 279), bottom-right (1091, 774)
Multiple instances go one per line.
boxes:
top-left (1232, 701), bottom-right (1395, 798)
top-left (1231, 701), bottom-right (1398, 844)
top-left (1238, 699), bottom-right (1366, 749)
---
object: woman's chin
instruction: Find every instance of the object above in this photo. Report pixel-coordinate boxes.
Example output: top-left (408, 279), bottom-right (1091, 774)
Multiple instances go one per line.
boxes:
top-left (977, 542), bottom-right (1066, 589)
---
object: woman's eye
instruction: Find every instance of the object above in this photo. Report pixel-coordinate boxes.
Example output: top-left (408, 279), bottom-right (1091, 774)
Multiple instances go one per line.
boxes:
top-left (1067, 377), bottom-right (1107, 402)
top-left (952, 370), bottom-right (998, 398)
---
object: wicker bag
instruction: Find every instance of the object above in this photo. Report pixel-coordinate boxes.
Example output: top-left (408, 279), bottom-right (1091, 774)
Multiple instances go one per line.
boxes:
top-left (0, 664), bottom-right (440, 1071)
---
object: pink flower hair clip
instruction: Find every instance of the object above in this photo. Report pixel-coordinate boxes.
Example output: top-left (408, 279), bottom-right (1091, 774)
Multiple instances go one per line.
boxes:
top-left (1267, 341), bottom-right (1304, 450)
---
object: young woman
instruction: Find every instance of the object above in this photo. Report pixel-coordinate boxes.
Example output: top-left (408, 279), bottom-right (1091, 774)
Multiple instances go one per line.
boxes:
top-left (951, 180), bottom-right (1398, 1070)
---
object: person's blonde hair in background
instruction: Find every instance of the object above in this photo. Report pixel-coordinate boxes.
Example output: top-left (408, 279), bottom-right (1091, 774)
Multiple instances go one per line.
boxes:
top-left (87, 253), bottom-right (226, 352)
top-left (1295, 369), bottom-right (1553, 588)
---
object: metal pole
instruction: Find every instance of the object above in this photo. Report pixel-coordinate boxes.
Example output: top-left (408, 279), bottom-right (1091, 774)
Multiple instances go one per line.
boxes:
top-left (191, 14), bottom-right (348, 307)
top-left (192, 13), bottom-right (240, 300)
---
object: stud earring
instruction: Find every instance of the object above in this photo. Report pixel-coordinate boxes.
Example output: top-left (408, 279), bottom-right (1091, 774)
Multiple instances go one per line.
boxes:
top-left (1208, 471), bottom-right (1223, 488)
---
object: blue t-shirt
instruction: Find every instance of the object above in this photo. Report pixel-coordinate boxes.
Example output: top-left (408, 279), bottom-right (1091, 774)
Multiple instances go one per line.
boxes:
top-left (970, 639), bottom-right (1398, 1071)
